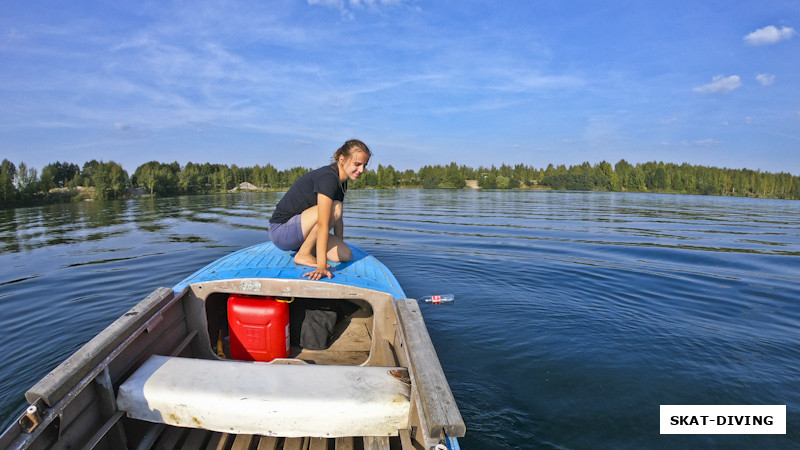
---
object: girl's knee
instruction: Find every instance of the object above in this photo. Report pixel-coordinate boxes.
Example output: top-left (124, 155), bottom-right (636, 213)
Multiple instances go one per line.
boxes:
top-left (337, 244), bottom-right (352, 262)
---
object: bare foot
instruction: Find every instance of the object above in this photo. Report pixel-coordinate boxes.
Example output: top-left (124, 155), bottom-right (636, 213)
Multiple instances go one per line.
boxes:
top-left (294, 252), bottom-right (317, 267)
top-left (294, 253), bottom-right (332, 269)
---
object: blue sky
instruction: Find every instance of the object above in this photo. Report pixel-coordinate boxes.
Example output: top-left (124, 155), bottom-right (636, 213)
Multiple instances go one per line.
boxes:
top-left (1, 0), bottom-right (798, 175)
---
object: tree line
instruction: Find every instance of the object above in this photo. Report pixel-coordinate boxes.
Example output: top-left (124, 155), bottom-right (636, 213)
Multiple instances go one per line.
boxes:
top-left (1, 157), bottom-right (798, 209)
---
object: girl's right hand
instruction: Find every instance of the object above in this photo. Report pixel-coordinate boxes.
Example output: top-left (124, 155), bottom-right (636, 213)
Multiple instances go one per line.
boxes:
top-left (302, 268), bottom-right (332, 281)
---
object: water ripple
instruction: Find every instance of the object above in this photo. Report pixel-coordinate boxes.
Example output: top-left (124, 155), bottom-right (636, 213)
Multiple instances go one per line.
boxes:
top-left (1, 191), bottom-right (798, 448)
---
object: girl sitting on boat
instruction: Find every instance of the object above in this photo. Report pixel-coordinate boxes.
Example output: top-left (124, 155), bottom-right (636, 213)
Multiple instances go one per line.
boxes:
top-left (268, 139), bottom-right (371, 280)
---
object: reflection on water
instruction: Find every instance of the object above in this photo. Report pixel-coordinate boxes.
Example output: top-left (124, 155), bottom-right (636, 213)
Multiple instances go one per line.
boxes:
top-left (1, 190), bottom-right (799, 448)
top-left (1, 194), bottom-right (277, 254)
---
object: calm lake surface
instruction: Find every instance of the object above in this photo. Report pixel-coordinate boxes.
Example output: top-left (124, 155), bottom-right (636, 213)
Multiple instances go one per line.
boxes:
top-left (1, 190), bottom-right (798, 448)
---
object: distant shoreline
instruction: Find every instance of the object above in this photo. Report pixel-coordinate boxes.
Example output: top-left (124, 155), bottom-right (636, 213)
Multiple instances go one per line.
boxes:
top-left (2, 158), bottom-right (798, 210)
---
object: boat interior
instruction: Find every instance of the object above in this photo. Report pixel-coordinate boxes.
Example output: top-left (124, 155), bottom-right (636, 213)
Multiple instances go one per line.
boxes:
top-left (204, 292), bottom-right (376, 366)
top-left (1, 278), bottom-right (464, 450)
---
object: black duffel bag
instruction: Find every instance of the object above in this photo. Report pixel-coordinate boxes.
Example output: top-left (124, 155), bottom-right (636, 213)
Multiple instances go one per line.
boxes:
top-left (289, 299), bottom-right (359, 350)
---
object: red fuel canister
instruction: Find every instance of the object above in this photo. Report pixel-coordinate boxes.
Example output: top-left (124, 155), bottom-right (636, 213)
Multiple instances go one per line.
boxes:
top-left (227, 294), bottom-right (290, 362)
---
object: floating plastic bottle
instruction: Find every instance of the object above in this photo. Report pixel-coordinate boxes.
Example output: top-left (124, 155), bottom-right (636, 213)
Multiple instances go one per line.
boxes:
top-left (420, 294), bottom-right (455, 304)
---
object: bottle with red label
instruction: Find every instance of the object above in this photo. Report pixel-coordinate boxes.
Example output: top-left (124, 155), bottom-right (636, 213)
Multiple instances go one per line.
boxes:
top-left (420, 294), bottom-right (455, 304)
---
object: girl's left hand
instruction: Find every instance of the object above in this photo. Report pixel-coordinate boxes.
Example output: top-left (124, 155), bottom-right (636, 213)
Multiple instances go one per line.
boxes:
top-left (302, 268), bottom-right (333, 281)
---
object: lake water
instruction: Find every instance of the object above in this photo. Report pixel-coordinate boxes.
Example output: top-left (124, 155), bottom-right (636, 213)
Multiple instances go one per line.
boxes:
top-left (1, 190), bottom-right (798, 449)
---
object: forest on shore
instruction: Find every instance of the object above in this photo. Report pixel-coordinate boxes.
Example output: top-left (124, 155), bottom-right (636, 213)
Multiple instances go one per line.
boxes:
top-left (1, 157), bottom-right (799, 209)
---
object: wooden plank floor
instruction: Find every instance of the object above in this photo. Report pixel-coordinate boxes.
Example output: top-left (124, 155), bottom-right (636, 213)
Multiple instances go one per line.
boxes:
top-left (148, 426), bottom-right (404, 450)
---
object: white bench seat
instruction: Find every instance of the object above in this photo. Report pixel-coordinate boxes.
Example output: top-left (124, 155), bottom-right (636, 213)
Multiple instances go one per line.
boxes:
top-left (116, 355), bottom-right (411, 437)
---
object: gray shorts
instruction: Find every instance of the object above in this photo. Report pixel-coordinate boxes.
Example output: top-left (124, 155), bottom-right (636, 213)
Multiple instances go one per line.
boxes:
top-left (269, 214), bottom-right (304, 251)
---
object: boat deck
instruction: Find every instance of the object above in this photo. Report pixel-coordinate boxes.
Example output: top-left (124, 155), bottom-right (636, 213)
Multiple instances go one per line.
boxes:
top-left (143, 426), bottom-right (407, 450)
top-left (173, 242), bottom-right (406, 300)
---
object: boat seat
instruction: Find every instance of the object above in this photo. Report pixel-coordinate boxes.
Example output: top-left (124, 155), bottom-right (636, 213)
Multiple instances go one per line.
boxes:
top-left (116, 355), bottom-right (411, 437)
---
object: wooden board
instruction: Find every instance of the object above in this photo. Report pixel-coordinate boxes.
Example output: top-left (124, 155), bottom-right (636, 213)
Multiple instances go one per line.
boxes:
top-left (395, 298), bottom-right (466, 438)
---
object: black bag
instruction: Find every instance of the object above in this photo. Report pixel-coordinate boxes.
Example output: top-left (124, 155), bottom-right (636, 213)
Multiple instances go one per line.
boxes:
top-left (299, 307), bottom-right (338, 350)
top-left (289, 299), bottom-right (361, 350)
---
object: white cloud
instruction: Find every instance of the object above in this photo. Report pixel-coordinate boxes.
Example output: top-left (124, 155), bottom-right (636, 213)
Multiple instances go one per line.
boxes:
top-left (307, 0), bottom-right (407, 18)
top-left (306, 0), bottom-right (342, 6)
top-left (756, 73), bottom-right (775, 86)
top-left (693, 75), bottom-right (742, 94)
top-left (744, 25), bottom-right (796, 46)
top-left (661, 139), bottom-right (721, 148)
top-left (694, 139), bottom-right (721, 147)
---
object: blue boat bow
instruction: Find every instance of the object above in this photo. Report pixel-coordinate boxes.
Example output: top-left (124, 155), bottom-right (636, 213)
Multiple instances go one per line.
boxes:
top-left (173, 242), bottom-right (406, 300)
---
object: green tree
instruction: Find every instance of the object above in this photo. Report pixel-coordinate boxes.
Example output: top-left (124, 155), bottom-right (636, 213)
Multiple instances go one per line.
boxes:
top-left (614, 160), bottom-right (631, 190)
top-left (443, 162), bottom-right (466, 188)
top-left (40, 165), bottom-right (56, 192)
top-left (1, 160), bottom-right (18, 203)
top-left (133, 161), bottom-right (178, 196)
top-left (630, 166), bottom-right (647, 191)
top-left (597, 161), bottom-right (619, 191)
top-left (652, 165), bottom-right (669, 191)
top-left (280, 167), bottom-right (309, 188)
top-left (179, 163), bottom-right (202, 194)
top-left (359, 169), bottom-right (379, 188)
top-left (82, 160), bottom-right (103, 187)
top-left (106, 162), bottom-right (129, 199)
top-left (15, 162), bottom-right (40, 200)
top-left (231, 164), bottom-right (245, 187)
top-left (133, 163), bottom-right (157, 194)
top-left (377, 164), bottom-right (397, 188)
top-left (86, 161), bottom-right (127, 199)
top-left (213, 166), bottom-right (231, 192)
top-left (496, 175), bottom-right (510, 189)
top-left (92, 163), bottom-right (110, 199)
top-left (41, 162), bottom-right (81, 190)
top-left (418, 165), bottom-right (444, 189)
top-left (264, 164), bottom-right (280, 188)
top-left (479, 171), bottom-right (497, 189)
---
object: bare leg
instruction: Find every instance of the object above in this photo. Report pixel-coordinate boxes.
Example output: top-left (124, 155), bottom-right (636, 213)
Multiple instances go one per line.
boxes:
top-left (326, 233), bottom-right (351, 262)
top-left (294, 222), bottom-right (321, 267)
top-left (294, 201), bottom-right (351, 267)
top-left (328, 201), bottom-right (351, 262)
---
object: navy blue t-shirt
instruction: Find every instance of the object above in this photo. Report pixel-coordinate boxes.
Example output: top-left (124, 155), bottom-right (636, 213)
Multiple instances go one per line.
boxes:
top-left (270, 164), bottom-right (346, 224)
